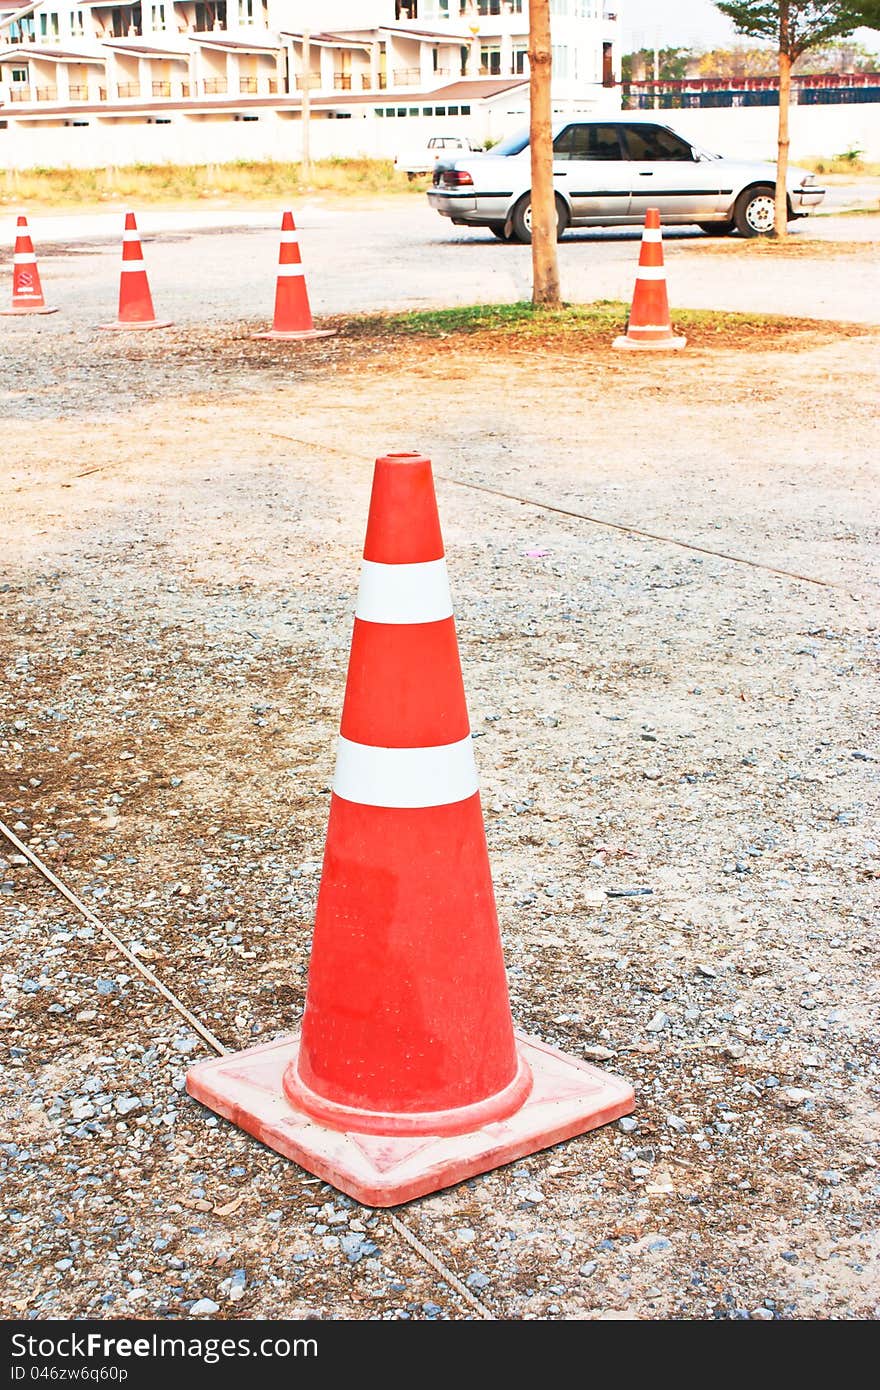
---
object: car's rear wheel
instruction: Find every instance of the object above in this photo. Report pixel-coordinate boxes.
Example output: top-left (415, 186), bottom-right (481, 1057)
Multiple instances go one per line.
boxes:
top-left (510, 194), bottom-right (568, 245)
top-left (698, 220), bottom-right (735, 236)
top-left (489, 221), bottom-right (510, 240)
top-left (734, 185), bottom-right (777, 237)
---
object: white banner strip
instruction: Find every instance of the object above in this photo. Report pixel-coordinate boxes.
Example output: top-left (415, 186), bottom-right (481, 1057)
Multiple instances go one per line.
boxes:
top-left (120, 260), bottom-right (146, 271)
top-left (276, 265), bottom-right (305, 277)
top-left (13, 253), bottom-right (36, 264)
top-left (355, 558), bottom-right (453, 625)
top-left (333, 734), bottom-right (478, 808)
top-left (635, 265), bottom-right (667, 280)
top-left (641, 228), bottom-right (662, 242)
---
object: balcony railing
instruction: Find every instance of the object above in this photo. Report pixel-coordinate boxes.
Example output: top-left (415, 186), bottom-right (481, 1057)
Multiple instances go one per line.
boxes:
top-left (295, 73), bottom-right (320, 90)
top-left (267, 78), bottom-right (277, 94)
top-left (152, 80), bottom-right (171, 96)
top-left (333, 73), bottom-right (352, 90)
top-left (181, 82), bottom-right (190, 97)
top-left (68, 84), bottom-right (89, 99)
top-left (203, 78), bottom-right (227, 94)
top-left (361, 72), bottom-right (387, 89)
top-left (239, 76), bottom-right (257, 93)
top-left (392, 68), bottom-right (421, 86)
top-left (35, 85), bottom-right (58, 101)
top-left (9, 88), bottom-right (31, 102)
top-left (116, 82), bottom-right (140, 97)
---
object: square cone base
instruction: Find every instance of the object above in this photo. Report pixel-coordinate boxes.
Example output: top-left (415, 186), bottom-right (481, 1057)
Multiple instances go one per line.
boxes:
top-left (612, 333), bottom-right (686, 351)
top-left (186, 1030), bottom-right (634, 1207)
top-left (0, 305), bottom-right (59, 316)
top-left (98, 319), bottom-right (173, 331)
top-left (252, 327), bottom-right (338, 341)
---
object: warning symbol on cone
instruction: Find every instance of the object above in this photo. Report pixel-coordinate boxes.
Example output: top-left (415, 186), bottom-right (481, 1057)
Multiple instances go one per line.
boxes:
top-left (187, 452), bottom-right (634, 1205)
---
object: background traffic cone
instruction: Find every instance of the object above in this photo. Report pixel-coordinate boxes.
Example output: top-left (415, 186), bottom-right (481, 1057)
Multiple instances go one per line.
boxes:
top-left (0, 215), bottom-right (58, 316)
top-left (98, 212), bottom-right (171, 331)
top-left (613, 208), bottom-right (686, 351)
top-left (187, 451), bottom-right (634, 1207)
top-left (252, 211), bottom-right (336, 341)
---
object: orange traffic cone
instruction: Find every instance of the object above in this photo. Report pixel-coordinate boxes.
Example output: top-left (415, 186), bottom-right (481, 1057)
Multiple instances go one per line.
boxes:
top-left (187, 451), bottom-right (634, 1207)
top-left (98, 212), bottom-right (171, 331)
top-left (613, 208), bottom-right (686, 352)
top-left (252, 211), bottom-right (336, 341)
top-left (1, 215), bottom-right (58, 316)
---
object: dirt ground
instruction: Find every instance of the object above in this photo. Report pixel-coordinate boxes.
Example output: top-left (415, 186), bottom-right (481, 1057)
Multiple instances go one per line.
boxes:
top-left (1, 300), bottom-right (878, 1321)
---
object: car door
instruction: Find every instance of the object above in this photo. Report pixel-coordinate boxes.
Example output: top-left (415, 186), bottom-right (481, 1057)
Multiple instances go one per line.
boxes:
top-left (623, 122), bottom-right (725, 222)
top-left (552, 123), bottom-right (630, 223)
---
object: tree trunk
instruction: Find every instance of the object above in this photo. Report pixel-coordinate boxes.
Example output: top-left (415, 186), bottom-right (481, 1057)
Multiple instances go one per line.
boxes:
top-left (774, 4), bottom-right (791, 239)
top-left (528, 0), bottom-right (560, 305)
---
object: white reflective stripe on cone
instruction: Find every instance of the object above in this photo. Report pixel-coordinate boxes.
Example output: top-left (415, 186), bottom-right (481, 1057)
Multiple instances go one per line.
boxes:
top-left (120, 260), bottom-right (146, 271)
top-left (635, 266), bottom-right (667, 280)
top-left (641, 228), bottom-right (663, 242)
top-left (276, 265), bottom-right (305, 277)
top-left (356, 558), bottom-right (453, 625)
top-left (333, 734), bottom-right (479, 809)
top-left (279, 232), bottom-right (299, 243)
top-left (13, 253), bottom-right (37, 264)
top-left (122, 232), bottom-right (141, 242)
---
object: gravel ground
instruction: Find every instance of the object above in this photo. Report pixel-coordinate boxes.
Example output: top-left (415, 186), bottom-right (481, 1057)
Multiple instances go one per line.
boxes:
top-left (0, 228), bottom-right (878, 1322)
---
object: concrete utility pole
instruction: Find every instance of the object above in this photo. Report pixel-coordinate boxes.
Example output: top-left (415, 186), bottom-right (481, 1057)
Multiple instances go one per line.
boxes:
top-left (528, 0), bottom-right (560, 305)
top-left (301, 29), bottom-right (311, 175)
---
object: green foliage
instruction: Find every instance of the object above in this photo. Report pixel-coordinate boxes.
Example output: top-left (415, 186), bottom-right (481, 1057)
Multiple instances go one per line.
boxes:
top-left (715, 2), bottom-right (867, 59)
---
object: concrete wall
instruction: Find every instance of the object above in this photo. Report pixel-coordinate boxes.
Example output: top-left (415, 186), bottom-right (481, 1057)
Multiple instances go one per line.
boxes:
top-left (650, 102), bottom-right (880, 163)
top-left (2, 98), bottom-right (879, 170)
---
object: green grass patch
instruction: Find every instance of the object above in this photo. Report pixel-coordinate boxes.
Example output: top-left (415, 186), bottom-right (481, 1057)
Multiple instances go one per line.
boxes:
top-left (341, 300), bottom-right (867, 345)
top-left (801, 155), bottom-right (880, 177)
top-left (0, 158), bottom-right (419, 209)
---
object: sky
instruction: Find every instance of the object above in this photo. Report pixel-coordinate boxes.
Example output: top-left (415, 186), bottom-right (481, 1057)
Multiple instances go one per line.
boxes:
top-left (621, 0), bottom-right (880, 53)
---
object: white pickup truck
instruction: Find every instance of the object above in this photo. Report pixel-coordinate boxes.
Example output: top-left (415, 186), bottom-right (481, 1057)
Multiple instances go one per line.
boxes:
top-left (394, 134), bottom-right (479, 179)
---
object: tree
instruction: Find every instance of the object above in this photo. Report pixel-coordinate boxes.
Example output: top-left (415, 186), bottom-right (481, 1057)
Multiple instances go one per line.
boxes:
top-left (528, 0), bottom-right (560, 305)
top-left (715, 4), bottom-right (866, 237)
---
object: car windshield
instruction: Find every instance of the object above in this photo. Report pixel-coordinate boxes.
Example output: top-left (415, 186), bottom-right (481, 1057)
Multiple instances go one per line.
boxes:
top-left (492, 128), bottom-right (530, 156)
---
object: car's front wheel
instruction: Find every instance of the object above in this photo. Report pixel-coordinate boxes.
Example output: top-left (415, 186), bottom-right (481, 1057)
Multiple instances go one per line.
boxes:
top-left (734, 185), bottom-right (778, 238)
top-left (510, 194), bottom-right (569, 245)
top-left (698, 220), bottom-right (735, 236)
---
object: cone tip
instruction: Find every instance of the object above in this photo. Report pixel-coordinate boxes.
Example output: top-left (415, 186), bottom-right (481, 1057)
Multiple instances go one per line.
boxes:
top-left (16, 214), bottom-right (28, 227)
top-left (645, 207), bottom-right (661, 230)
top-left (281, 210), bottom-right (295, 229)
top-left (124, 211), bottom-right (138, 229)
top-left (364, 453), bottom-right (443, 563)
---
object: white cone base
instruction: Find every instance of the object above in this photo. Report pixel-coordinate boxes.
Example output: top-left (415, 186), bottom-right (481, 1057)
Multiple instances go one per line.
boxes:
top-left (98, 320), bottom-right (173, 332)
top-left (612, 334), bottom-right (687, 352)
top-left (1, 305), bottom-right (59, 316)
top-left (186, 1029), bottom-right (635, 1207)
top-left (252, 328), bottom-right (338, 341)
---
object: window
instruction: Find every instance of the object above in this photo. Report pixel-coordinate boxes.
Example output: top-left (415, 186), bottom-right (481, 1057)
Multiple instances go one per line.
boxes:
top-left (69, 9), bottom-right (84, 36)
top-left (553, 123), bottom-right (622, 161)
top-left (482, 45), bottom-right (501, 77)
top-left (434, 105), bottom-right (445, 115)
top-left (493, 126), bottom-right (529, 156)
top-left (12, 67), bottom-right (28, 82)
top-left (513, 46), bottom-right (528, 75)
top-left (623, 124), bottom-right (694, 161)
top-left (151, 3), bottom-right (166, 29)
top-left (40, 12), bottom-right (60, 39)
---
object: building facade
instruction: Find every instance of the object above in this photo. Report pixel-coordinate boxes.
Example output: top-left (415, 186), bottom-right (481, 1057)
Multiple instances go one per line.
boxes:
top-left (0, 0), bottom-right (621, 167)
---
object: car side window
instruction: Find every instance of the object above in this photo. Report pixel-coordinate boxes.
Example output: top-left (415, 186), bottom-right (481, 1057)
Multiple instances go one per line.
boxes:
top-left (554, 124), bottom-right (623, 161)
top-left (623, 125), bottom-right (694, 161)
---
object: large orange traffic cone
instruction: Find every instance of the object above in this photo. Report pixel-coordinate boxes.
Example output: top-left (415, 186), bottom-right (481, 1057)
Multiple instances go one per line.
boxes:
top-left (98, 212), bottom-right (171, 331)
top-left (187, 451), bottom-right (634, 1206)
top-left (252, 211), bottom-right (336, 341)
top-left (1, 215), bottom-right (58, 316)
top-left (613, 208), bottom-right (685, 352)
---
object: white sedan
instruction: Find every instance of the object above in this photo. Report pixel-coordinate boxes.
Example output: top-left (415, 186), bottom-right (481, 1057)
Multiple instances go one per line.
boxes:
top-left (427, 118), bottom-right (825, 240)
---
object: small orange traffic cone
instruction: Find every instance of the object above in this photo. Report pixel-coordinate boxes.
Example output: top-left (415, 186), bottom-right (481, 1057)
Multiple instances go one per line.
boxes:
top-left (187, 451), bottom-right (634, 1207)
top-left (99, 212), bottom-right (171, 331)
top-left (613, 208), bottom-right (685, 352)
top-left (252, 211), bottom-right (336, 341)
top-left (1, 215), bottom-right (58, 316)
